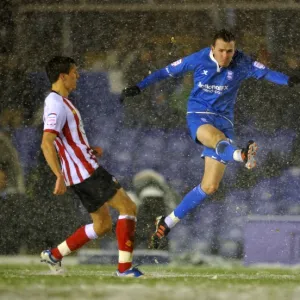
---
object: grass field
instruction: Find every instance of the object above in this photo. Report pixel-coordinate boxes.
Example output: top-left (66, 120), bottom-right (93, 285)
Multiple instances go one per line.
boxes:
top-left (1, 259), bottom-right (300, 300)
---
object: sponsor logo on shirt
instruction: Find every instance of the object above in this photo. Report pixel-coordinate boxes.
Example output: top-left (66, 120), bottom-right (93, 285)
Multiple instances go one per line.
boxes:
top-left (46, 113), bottom-right (57, 126)
top-left (171, 59), bottom-right (182, 66)
top-left (198, 82), bottom-right (229, 94)
top-left (253, 61), bottom-right (265, 69)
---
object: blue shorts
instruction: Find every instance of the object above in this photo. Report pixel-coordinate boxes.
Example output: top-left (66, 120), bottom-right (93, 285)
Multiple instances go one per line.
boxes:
top-left (187, 112), bottom-right (235, 164)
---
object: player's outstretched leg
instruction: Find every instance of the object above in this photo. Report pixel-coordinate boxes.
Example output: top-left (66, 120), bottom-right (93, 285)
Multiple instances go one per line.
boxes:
top-left (241, 140), bottom-right (258, 169)
top-left (40, 205), bottom-right (110, 274)
top-left (40, 223), bottom-right (99, 274)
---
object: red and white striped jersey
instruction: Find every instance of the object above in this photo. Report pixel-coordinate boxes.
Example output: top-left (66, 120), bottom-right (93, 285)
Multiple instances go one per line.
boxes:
top-left (43, 91), bottom-right (99, 186)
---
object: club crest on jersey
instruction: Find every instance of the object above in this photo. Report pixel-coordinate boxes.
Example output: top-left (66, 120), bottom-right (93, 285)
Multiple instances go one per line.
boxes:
top-left (46, 113), bottom-right (57, 126)
top-left (253, 61), bottom-right (265, 69)
top-left (227, 71), bottom-right (234, 80)
top-left (171, 59), bottom-right (182, 67)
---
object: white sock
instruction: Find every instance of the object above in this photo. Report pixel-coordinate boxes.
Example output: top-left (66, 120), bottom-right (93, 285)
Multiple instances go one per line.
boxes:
top-left (85, 223), bottom-right (98, 240)
top-left (233, 149), bottom-right (244, 162)
top-left (165, 212), bottom-right (180, 229)
top-left (57, 241), bottom-right (71, 257)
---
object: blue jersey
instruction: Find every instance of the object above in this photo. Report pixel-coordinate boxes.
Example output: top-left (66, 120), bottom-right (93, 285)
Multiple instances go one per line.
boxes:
top-left (137, 47), bottom-right (289, 121)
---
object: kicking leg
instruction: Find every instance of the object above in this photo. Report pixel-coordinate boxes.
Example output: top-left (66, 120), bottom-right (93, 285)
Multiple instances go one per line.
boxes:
top-left (197, 124), bottom-right (257, 168)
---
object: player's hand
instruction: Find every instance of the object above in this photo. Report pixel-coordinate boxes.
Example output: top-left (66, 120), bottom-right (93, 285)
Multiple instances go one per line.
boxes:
top-left (120, 86), bottom-right (141, 103)
top-left (91, 146), bottom-right (103, 157)
top-left (288, 75), bottom-right (300, 87)
top-left (54, 174), bottom-right (67, 195)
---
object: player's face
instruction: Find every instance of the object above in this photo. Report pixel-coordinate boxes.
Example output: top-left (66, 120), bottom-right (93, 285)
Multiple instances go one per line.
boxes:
top-left (211, 39), bottom-right (235, 67)
top-left (63, 65), bottom-right (79, 92)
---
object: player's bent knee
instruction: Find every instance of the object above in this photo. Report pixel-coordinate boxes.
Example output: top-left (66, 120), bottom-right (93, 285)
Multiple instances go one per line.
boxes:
top-left (93, 221), bottom-right (112, 236)
top-left (109, 189), bottom-right (137, 216)
top-left (201, 183), bottom-right (219, 195)
top-left (213, 133), bottom-right (227, 147)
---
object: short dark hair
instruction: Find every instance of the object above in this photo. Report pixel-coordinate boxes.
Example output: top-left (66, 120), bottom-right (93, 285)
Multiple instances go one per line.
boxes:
top-left (45, 56), bottom-right (76, 84)
top-left (212, 29), bottom-right (235, 46)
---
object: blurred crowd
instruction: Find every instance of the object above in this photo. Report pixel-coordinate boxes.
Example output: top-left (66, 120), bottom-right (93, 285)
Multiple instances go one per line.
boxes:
top-left (2, 1), bottom-right (300, 258)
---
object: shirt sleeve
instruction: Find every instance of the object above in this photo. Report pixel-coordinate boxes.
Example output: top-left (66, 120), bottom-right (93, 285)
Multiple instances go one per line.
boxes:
top-left (43, 98), bottom-right (67, 135)
top-left (137, 53), bottom-right (197, 90)
top-left (246, 58), bottom-right (289, 85)
top-left (263, 70), bottom-right (289, 85)
top-left (165, 53), bottom-right (197, 77)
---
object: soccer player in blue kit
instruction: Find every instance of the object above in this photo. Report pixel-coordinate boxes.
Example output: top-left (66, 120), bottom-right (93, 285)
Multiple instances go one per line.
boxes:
top-left (121, 29), bottom-right (300, 249)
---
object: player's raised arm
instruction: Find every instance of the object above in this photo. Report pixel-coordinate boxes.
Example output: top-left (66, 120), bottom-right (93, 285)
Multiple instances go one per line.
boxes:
top-left (120, 53), bottom-right (197, 102)
top-left (264, 68), bottom-right (300, 87)
top-left (246, 56), bottom-right (300, 87)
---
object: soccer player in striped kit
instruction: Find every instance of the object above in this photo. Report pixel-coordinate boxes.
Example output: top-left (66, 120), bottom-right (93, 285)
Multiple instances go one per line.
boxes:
top-left (40, 56), bottom-right (143, 277)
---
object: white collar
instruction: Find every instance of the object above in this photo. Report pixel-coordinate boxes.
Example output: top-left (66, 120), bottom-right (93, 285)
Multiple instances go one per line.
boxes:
top-left (209, 50), bottom-right (221, 73)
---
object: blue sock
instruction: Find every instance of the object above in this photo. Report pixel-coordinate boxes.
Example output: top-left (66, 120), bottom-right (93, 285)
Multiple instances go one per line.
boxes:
top-left (174, 185), bottom-right (207, 219)
top-left (215, 140), bottom-right (238, 162)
